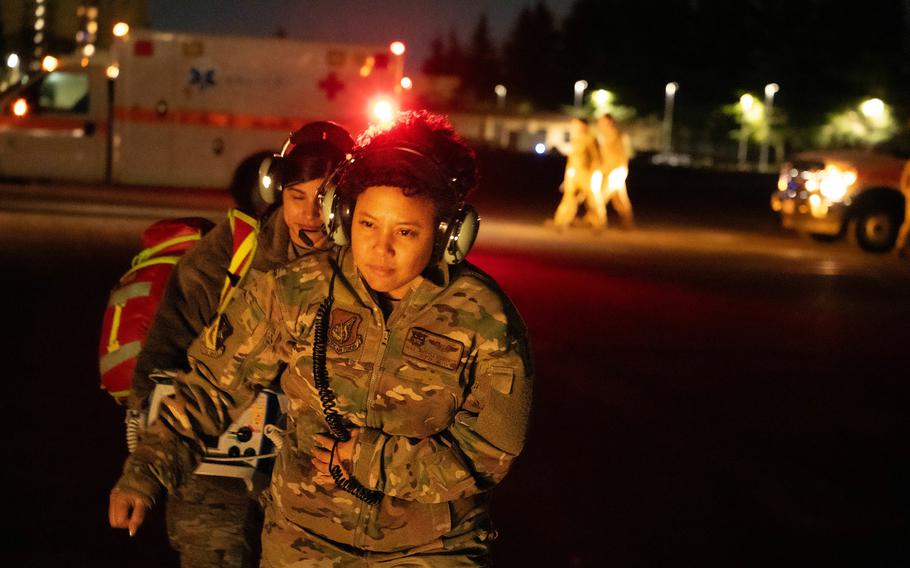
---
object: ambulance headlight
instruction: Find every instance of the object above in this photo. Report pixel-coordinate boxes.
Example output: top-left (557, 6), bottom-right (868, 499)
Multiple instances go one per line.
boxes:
top-left (819, 165), bottom-right (857, 203)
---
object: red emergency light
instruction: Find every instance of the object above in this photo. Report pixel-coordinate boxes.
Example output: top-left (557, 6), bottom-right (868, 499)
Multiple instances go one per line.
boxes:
top-left (134, 40), bottom-right (154, 57)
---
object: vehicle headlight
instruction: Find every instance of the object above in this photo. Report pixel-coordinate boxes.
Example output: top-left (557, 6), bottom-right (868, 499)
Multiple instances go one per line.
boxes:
top-left (818, 165), bottom-right (857, 202)
top-left (777, 167), bottom-right (790, 191)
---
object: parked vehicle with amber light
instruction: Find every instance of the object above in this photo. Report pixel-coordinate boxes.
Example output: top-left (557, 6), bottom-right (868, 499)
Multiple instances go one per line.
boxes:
top-left (771, 143), bottom-right (908, 252)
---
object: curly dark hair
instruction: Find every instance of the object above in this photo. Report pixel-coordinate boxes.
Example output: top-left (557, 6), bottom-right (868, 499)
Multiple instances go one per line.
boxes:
top-left (336, 111), bottom-right (477, 219)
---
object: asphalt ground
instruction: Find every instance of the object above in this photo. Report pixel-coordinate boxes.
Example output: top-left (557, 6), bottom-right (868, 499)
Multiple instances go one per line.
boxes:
top-left (3, 156), bottom-right (910, 566)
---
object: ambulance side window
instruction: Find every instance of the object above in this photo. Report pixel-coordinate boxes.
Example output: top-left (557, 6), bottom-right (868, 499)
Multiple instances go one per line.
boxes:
top-left (34, 72), bottom-right (90, 114)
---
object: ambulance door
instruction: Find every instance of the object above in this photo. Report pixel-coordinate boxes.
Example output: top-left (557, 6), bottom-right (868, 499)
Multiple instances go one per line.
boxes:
top-left (113, 35), bottom-right (177, 185)
top-left (0, 67), bottom-right (108, 182)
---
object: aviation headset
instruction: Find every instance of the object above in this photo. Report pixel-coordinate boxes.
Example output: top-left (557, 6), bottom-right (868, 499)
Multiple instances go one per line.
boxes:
top-left (319, 143), bottom-right (480, 265)
top-left (258, 121), bottom-right (355, 205)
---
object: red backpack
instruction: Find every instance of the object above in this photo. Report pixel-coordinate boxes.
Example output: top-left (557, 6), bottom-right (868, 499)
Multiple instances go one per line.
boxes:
top-left (98, 210), bottom-right (259, 403)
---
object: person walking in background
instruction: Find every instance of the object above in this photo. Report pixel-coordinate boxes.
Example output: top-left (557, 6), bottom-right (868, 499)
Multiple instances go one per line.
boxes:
top-left (895, 159), bottom-right (910, 259)
top-left (552, 117), bottom-right (605, 232)
top-left (595, 114), bottom-right (636, 230)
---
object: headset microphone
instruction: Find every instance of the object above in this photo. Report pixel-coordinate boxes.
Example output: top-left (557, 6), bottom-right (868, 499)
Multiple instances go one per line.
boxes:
top-left (298, 228), bottom-right (315, 248)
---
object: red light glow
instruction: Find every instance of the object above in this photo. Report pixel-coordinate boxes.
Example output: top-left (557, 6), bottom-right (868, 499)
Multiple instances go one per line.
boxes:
top-left (12, 98), bottom-right (28, 117)
top-left (390, 41), bottom-right (406, 56)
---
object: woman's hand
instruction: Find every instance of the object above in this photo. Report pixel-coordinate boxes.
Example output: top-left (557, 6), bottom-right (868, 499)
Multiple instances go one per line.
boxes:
top-left (108, 487), bottom-right (151, 537)
top-left (312, 429), bottom-right (360, 478)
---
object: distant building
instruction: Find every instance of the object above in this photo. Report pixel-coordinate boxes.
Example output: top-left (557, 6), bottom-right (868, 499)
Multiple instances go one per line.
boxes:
top-left (447, 111), bottom-right (661, 157)
top-left (1, 0), bottom-right (147, 69)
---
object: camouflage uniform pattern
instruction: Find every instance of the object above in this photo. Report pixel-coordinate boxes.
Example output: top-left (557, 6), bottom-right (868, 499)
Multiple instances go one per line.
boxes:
top-left (116, 247), bottom-right (533, 566)
top-left (126, 208), bottom-right (324, 568)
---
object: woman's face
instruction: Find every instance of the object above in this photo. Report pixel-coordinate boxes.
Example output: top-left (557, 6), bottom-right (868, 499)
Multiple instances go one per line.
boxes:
top-left (351, 185), bottom-right (437, 299)
top-left (283, 177), bottom-right (327, 248)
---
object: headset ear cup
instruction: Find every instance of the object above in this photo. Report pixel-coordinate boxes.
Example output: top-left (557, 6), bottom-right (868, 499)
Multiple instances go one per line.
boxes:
top-left (321, 185), bottom-right (352, 246)
top-left (442, 205), bottom-right (479, 265)
top-left (258, 155), bottom-right (285, 205)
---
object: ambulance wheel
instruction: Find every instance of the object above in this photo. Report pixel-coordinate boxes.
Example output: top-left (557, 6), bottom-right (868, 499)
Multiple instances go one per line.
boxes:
top-left (230, 152), bottom-right (273, 217)
top-left (852, 207), bottom-right (898, 253)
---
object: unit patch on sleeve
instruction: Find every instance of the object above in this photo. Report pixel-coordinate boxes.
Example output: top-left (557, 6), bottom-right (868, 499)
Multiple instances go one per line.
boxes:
top-left (329, 309), bottom-right (364, 354)
top-left (403, 327), bottom-right (465, 371)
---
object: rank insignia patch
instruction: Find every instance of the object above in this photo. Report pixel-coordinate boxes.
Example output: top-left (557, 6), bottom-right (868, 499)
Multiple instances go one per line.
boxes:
top-left (403, 327), bottom-right (465, 370)
top-left (328, 309), bottom-right (364, 354)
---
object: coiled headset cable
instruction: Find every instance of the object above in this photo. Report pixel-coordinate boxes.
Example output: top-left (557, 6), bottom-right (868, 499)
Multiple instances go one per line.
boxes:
top-left (311, 267), bottom-right (383, 504)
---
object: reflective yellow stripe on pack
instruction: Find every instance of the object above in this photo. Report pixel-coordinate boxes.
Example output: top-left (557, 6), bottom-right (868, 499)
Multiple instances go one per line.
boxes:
top-left (107, 304), bottom-right (123, 352)
top-left (130, 233), bottom-right (203, 268)
top-left (122, 255), bottom-right (182, 278)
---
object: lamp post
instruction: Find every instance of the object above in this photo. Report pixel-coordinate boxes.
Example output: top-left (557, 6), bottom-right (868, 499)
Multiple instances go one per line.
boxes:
top-left (759, 83), bottom-right (779, 172)
top-left (662, 82), bottom-right (678, 155)
top-left (737, 93), bottom-right (756, 170)
top-left (574, 80), bottom-right (588, 109)
top-left (495, 84), bottom-right (507, 110)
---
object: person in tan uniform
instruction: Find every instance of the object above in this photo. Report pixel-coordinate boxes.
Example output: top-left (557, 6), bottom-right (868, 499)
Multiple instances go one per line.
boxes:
top-left (109, 111), bottom-right (533, 567)
top-left (895, 159), bottom-right (910, 259)
top-left (553, 117), bottom-right (606, 231)
top-left (595, 113), bottom-right (635, 230)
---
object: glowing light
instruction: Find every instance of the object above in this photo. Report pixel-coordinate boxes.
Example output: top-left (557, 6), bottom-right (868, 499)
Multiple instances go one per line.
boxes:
top-left (390, 41), bottom-right (406, 56)
top-left (35, 5), bottom-right (45, 17)
top-left (739, 93), bottom-right (755, 111)
top-left (400, 76), bottom-right (413, 90)
top-left (34, 18), bottom-right (45, 31)
top-left (805, 178), bottom-right (819, 192)
top-left (113, 22), bottom-right (130, 38)
top-left (87, 21), bottom-right (98, 34)
top-left (371, 98), bottom-right (396, 125)
top-left (83, 44), bottom-right (96, 57)
top-left (665, 82), bottom-right (679, 96)
top-left (6, 53), bottom-right (19, 68)
top-left (574, 80), bottom-right (588, 94)
top-left (819, 165), bottom-right (856, 202)
top-left (765, 83), bottom-right (779, 97)
top-left (534, 143), bottom-right (546, 154)
top-left (859, 98), bottom-right (885, 119)
top-left (494, 84), bottom-right (507, 97)
top-left (360, 56), bottom-right (375, 77)
top-left (777, 173), bottom-right (788, 191)
top-left (566, 167), bottom-right (576, 179)
top-left (12, 98), bottom-right (29, 117)
top-left (41, 55), bottom-right (58, 72)
top-left (87, 7), bottom-right (98, 19)
top-left (106, 64), bottom-right (120, 79)
top-left (80, 57), bottom-right (89, 68)
top-left (34, 32), bottom-right (44, 44)
top-left (592, 89), bottom-right (613, 106)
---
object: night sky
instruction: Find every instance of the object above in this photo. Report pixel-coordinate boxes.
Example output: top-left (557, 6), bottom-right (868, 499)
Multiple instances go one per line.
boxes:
top-left (147, 0), bottom-right (575, 74)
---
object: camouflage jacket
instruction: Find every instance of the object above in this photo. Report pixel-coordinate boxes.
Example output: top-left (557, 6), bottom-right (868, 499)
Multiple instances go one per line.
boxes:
top-left (128, 207), bottom-right (327, 409)
top-left (116, 247), bottom-right (533, 553)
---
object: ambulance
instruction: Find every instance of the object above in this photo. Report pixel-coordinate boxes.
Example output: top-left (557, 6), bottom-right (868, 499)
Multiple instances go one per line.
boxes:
top-left (0, 29), bottom-right (403, 197)
top-left (770, 141), bottom-right (907, 253)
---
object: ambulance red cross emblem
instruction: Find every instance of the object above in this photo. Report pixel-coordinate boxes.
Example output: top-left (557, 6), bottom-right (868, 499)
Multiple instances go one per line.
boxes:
top-left (318, 72), bottom-right (345, 100)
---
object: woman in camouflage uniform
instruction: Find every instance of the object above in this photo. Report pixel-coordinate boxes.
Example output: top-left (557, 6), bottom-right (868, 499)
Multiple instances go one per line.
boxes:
top-left (110, 111), bottom-right (534, 567)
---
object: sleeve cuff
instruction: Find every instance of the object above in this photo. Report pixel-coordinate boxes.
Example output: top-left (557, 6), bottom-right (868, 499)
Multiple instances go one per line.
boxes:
top-left (353, 427), bottom-right (385, 491)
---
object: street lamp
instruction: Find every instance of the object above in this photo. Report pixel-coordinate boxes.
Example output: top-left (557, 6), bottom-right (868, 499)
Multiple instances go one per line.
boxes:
top-left (494, 84), bottom-right (507, 110)
top-left (662, 82), bottom-right (678, 155)
top-left (759, 83), bottom-right (779, 172)
top-left (737, 93), bottom-right (755, 170)
top-left (574, 80), bottom-right (588, 109)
